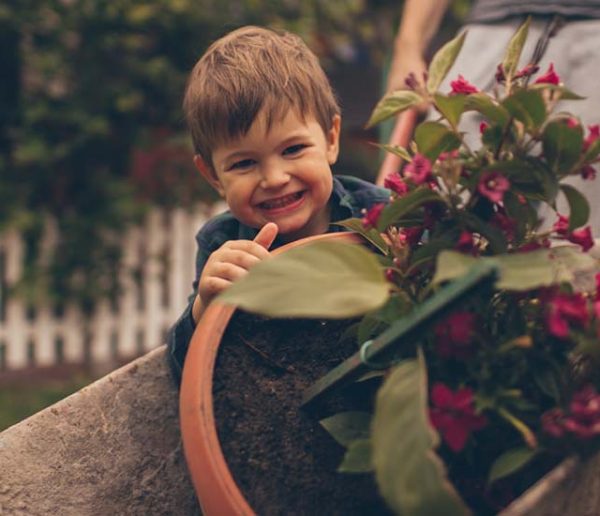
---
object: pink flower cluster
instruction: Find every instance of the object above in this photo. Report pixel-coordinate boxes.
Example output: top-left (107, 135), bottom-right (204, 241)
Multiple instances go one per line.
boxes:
top-left (435, 311), bottom-right (477, 359)
top-left (429, 383), bottom-right (487, 452)
top-left (542, 385), bottom-right (600, 439)
top-left (553, 214), bottom-right (594, 252)
top-left (546, 292), bottom-right (590, 339)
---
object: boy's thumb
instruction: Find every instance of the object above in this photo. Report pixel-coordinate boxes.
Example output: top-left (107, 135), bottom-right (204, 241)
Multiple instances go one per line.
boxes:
top-left (253, 222), bottom-right (278, 250)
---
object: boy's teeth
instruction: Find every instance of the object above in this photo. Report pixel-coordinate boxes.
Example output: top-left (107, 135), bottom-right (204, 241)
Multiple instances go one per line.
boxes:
top-left (260, 192), bottom-right (302, 209)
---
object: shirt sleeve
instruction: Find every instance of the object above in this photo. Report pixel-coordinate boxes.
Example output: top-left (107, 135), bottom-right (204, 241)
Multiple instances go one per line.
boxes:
top-left (165, 227), bottom-right (215, 386)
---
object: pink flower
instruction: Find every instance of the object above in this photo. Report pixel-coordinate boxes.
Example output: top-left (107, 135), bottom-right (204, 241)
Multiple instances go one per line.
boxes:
top-left (495, 64), bottom-right (506, 83)
top-left (514, 63), bottom-right (540, 80)
top-left (534, 63), bottom-right (560, 85)
top-left (438, 150), bottom-right (459, 162)
top-left (450, 75), bottom-right (479, 95)
top-left (566, 118), bottom-right (579, 129)
top-left (491, 211), bottom-right (517, 241)
top-left (479, 121), bottom-right (489, 134)
top-left (518, 239), bottom-right (550, 253)
top-left (584, 125), bottom-right (600, 152)
top-left (543, 386), bottom-right (600, 440)
top-left (455, 231), bottom-right (477, 255)
top-left (435, 311), bottom-right (477, 359)
top-left (581, 165), bottom-right (597, 180)
top-left (547, 292), bottom-right (589, 339)
top-left (569, 226), bottom-right (594, 252)
top-left (542, 408), bottom-right (567, 438)
top-left (361, 203), bottom-right (385, 229)
top-left (477, 171), bottom-right (510, 204)
top-left (429, 383), bottom-right (487, 452)
top-left (400, 226), bottom-right (424, 246)
top-left (553, 213), bottom-right (570, 236)
top-left (403, 154), bottom-right (432, 185)
top-left (384, 173), bottom-right (409, 196)
top-left (595, 273), bottom-right (600, 300)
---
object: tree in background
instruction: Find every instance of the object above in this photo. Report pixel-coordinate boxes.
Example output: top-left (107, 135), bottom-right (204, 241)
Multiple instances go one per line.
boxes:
top-left (0, 0), bottom-right (467, 311)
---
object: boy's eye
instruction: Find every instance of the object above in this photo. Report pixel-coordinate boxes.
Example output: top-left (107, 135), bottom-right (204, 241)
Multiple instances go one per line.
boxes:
top-left (228, 158), bottom-right (255, 171)
top-left (283, 144), bottom-right (307, 156)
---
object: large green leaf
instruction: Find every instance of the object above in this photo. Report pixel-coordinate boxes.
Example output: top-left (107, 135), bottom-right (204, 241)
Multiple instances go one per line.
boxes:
top-left (320, 411), bottom-right (371, 447)
top-left (335, 218), bottom-right (390, 255)
top-left (434, 93), bottom-right (467, 127)
top-left (219, 241), bottom-right (389, 318)
top-left (502, 89), bottom-right (546, 131)
top-left (488, 447), bottom-right (538, 484)
top-left (372, 352), bottom-right (469, 516)
top-left (464, 93), bottom-right (510, 126)
top-left (501, 17), bottom-right (530, 81)
top-left (432, 247), bottom-right (597, 291)
top-left (561, 184), bottom-right (590, 231)
top-left (339, 440), bottom-right (373, 473)
top-left (427, 31), bottom-right (467, 94)
top-left (377, 188), bottom-right (446, 232)
top-left (378, 143), bottom-right (412, 162)
top-left (414, 121), bottom-right (461, 161)
top-left (542, 120), bottom-right (583, 174)
top-left (529, 83), bottom-right (584, 100)
top-left (367, 90), bottom-right (423, 127)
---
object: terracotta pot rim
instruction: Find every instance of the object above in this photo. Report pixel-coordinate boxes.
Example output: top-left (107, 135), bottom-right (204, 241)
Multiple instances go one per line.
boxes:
top-left (179, 231), bottom-right (363, 515)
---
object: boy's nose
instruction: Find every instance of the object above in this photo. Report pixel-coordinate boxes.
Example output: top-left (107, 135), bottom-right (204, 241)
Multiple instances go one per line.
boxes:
top-left (259, 162), bottom-right (290, 189)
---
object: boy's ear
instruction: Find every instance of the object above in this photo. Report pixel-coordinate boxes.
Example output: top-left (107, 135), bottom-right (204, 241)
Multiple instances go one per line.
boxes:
top-left (193, 155), bottom-right (224, 197)
top-left (326, 114), bottom-right (341, 165)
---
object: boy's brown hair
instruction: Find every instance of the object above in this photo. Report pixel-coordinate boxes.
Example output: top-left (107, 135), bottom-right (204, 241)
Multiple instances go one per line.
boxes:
top-left (183, 26), bottom-right (340, 168)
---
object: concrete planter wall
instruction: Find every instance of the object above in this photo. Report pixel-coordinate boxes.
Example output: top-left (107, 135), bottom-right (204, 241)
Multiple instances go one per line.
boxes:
top-left (0, 346), bottom-right (199, 516)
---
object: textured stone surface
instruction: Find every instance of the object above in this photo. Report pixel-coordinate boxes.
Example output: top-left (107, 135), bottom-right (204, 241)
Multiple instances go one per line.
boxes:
top-left (0, 346), bottom-right (200, 516)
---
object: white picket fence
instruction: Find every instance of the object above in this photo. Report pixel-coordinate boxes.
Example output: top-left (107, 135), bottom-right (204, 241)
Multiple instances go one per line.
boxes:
top-left (0, 202), bottom-right (225, 372)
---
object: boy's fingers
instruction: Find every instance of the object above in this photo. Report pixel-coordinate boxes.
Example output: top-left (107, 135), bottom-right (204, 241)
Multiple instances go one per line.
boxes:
top-left (253, 222), bottom-right (279, 250)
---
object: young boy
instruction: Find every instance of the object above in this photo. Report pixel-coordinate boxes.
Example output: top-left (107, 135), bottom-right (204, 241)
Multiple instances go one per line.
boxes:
top-left (167, 26), bottom-right (390, 382)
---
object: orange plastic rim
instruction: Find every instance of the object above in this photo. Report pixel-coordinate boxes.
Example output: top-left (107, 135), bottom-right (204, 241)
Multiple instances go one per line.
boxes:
top-left (179, 231), bottom-right (363, 515)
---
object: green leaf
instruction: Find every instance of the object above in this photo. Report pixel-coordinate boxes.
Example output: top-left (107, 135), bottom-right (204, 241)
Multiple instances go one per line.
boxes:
top-left (414, 121), bottom-right (461, 161)
top-left (338, 439), bottom-right (373, 473)
top-left (335, 218), bottom-right (390, 255)
top-left (372, 352), bottom-right (469, 516)
top-left (502, 89), bottom-right (546, 130)
top-left (461, 212), bottom-right (508, 254)
top-left (376, 188), bottom-right (446, 232)
top-left (584, 138), bottom-right (600, 162)
top-left (219, 241), bottom-right (389, 318)
top-left (561, 184), bottom-right (590, 231)
top-left (542, 120), bottom-right (583, 174)
top-left (488, 447), bottom-right (538, 484)
top-left (529, 83), bottom-right (585, 100)
top-left (502, 17), bottom-right (530, 80)
top-left (432, 247), bottom-right (597, 291)
top-left (367, 90), bottom-right (423, 127)
top-left (320, 411), bottom-right (372, 447)
top-left (427, 31), bottom-right (467, 94)
top-left (434, 93), bottom-right (466, 127)
top-left (378, 143), bottom-right (412, 162)
top-left (464, 93), bottom-right (511, 126)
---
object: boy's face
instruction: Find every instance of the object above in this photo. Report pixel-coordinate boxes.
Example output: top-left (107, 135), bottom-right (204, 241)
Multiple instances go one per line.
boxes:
top-left (195, 110), bottom-right (341, 242)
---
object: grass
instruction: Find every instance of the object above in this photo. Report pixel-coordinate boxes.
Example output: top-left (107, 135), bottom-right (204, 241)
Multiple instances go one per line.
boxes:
top-left (0, 374), bottom-right (94, 431)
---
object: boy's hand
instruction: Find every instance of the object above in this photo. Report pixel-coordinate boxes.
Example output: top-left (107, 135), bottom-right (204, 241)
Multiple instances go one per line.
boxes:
top-left (193, 223), bottom-right (278, 322)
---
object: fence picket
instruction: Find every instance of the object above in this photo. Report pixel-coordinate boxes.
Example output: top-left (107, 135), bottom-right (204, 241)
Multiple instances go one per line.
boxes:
top-left (0, 203), bottom-right (219, 373)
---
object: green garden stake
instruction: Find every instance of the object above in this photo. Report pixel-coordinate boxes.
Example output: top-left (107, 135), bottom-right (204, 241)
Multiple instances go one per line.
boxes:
top-left (301, 262), bottom-right (499, 408)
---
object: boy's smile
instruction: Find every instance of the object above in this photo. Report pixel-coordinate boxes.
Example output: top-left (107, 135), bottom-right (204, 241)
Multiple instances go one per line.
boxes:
top-left (195, 109), bottom-right (341, 242)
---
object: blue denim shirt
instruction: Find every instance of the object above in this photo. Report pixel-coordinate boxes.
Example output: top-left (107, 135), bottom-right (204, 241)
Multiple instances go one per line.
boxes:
top-left (166, 174), bottom-right (389, 384)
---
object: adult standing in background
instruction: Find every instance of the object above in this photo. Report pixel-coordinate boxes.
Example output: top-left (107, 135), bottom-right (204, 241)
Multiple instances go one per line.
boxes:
top-left (385, 0), bottom-right (600, 235)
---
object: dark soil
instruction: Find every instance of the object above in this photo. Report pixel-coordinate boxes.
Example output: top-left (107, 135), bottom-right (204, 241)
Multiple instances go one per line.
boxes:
top-left (213, 310), bottom-right (392, 516)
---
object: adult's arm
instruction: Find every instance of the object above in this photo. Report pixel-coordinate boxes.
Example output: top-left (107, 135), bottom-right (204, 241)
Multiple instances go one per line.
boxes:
top-left (387, 0), bottom-right (452, 92)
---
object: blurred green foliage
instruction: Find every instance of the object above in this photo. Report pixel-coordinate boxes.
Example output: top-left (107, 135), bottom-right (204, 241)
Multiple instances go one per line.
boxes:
top-left (0, 373), bottom-right (94, 431)
top-left (0, 0), bottom-right (468, 309)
